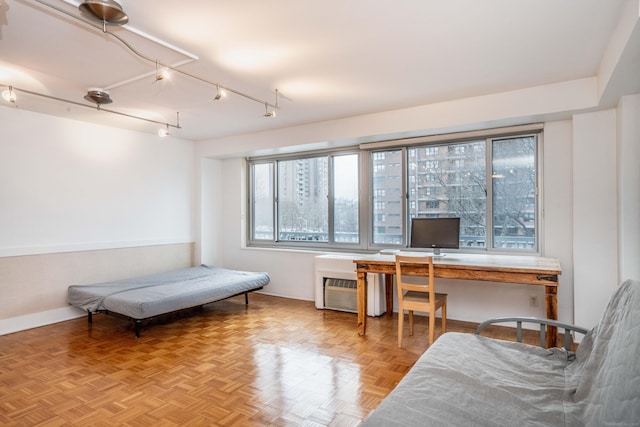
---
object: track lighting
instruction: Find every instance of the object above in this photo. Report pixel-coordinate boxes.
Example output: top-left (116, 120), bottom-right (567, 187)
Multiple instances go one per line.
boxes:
top-left (2, 84), bottom-right (180, 135)
top-left (17, 1), bottom-right (281, 132)
top-left (155, 69), bottom-right (170, 81)
top-left (263, 89), bottom-right (279, 117)
top-left (155, 61), bottom-right (170, 82)
top-left (66, 0), bottom-right (280, 113)
top-left (2, 86), bottom-right (17, 104)
top-left (214, 84), bottom-right (226, 101)
top-left (158, 124), bottom-right (170, 137)
top-left (263, 103), bottom-right (275, 118)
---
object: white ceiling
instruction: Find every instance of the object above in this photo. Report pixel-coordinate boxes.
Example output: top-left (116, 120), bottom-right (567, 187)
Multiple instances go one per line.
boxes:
top-left (0, 0), bottom-right (635, 141)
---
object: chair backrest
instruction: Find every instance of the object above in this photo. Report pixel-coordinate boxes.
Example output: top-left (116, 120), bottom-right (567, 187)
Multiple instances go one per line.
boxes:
top-left (395, 255), bottom-right (435, 306)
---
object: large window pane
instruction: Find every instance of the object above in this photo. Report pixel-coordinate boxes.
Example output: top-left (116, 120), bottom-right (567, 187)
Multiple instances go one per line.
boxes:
top-left (372, 150), bottom-right (403, 244)
top-left (251, 162), bottom-right (274, 240)
top-left (408, 142), bottom-right (487, 248)
top-left (277, 157), bottom-right (328, 241)
top-left (491, 136), bottom-right (536, 250)
top-left (333, 154), bottom-right (359, 243)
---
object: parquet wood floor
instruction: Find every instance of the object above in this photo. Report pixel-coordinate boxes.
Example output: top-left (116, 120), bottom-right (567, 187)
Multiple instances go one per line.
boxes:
top-left (0, 293), bottom-right (539, 426)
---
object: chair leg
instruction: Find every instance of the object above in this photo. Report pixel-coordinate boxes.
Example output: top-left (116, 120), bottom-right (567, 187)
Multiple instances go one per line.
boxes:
top-left (409, 310), bottom-right (414, 336)
top-left (398, 310), bottom-right (404, 348)
top-left (442, 302), bottom-right (447, 334)
top-left (428, 314), bottom-right (435, 345)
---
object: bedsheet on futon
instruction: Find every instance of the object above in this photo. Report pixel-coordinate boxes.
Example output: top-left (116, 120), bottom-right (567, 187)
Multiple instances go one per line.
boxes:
top-left (67, 265), bottom-right (270, 319)
top-left (363, 279), bottom-right (640, 426)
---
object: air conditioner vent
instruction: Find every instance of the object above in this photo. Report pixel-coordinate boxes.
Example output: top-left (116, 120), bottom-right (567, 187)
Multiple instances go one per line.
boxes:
top-left (325, 278), bottom-right (357, 289)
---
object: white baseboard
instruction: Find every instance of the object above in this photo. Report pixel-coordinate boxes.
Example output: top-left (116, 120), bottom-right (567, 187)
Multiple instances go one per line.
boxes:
top-left (0, 306), bottom-right (86, 336)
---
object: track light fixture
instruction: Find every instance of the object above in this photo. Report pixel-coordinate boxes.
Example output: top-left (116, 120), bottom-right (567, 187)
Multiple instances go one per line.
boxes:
top-left (20, 0), bottom-right (281, 135)
top-left (214, 84), bottom-right (226, 101)
top-left (83, 88), bottom-right (113, 107)
top-left (155, 61), bottom-right (170, 82)
top-left (2, 84), bottom-right (180, 137)
top-left (2, 86), bottom-right (17, 104)
top-left (263, 103), bottom-right (275, 118)
top-left (158, 124), bottom-right (170, 137)
top-left (54, 0), bottom-right (278, 112)
top-left (78, 0), bottom-right (128, 27)
top-left (263, 89), bottom-right (279, 117)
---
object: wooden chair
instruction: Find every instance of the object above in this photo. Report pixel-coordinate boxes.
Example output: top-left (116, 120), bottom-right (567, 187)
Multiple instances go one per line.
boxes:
top-left (395, 255), bottom-right (447, 347)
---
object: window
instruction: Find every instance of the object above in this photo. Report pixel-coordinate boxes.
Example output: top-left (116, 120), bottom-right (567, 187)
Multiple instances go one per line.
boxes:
top-left (277, 157), bottom-right (328, 242)
top-left (249, 152), bottom-right (359, 246)
top-left (372, 149), bottom-right (402, 244)
top-left (332, 154), bottom-right (359, 243)
top-left (248, 127), bottom-right (540, 252)
top-left (400, 136), bottom-right (537, 251)
top-left (251, 162), bottom-right (274, 240)
top-left (408, 141), bottom-right (487, 247)
top-left (491, 136), bottom-right (537, 249)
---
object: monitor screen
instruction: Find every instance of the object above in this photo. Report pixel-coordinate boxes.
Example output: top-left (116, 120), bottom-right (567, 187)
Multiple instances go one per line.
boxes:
top-left (410, 217), bottom-right (460, 253)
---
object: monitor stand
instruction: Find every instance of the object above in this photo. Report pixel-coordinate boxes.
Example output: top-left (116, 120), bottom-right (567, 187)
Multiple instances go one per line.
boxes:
top-left (430, 248), bottom-right (446, 257)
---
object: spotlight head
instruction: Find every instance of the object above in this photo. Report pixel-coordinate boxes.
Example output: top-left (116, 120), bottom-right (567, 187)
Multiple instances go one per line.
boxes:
top-left (214, 87), bottom-right (226, 101)
top-left (155, 68), bottom-right (170, 82)
top-left (2, 87), bottom-right (16, 104)
top-left (158, 126), bottom-right (170, 137)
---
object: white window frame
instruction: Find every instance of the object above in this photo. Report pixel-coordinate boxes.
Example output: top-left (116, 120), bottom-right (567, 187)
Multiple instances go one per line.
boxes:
top-left (247, 124), bottom-right (543, 254)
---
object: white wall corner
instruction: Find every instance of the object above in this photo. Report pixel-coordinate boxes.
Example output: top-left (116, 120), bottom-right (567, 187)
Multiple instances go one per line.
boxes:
top-left (572, 109), bottom-right (620, 328)
top-left (617, 94), bottom-right (640, 282)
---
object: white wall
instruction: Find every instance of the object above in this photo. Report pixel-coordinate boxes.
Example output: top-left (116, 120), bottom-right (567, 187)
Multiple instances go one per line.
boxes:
top-left (197, 157), bottom-right (223, 266)
top-left (542, 120), bottom-right (575, 322)
top-left (197, 78), bottom-right (597, 159)
top-left (617, 94), bottom-right (640, 283)
top-left (0, 107), bottom-right (197, 331)
top-left (572, 109), bottom-right (620, 327)
top-left (0, 107), bottom-right (195, 256)
top-left (0, 243), bottom-right (193, 334)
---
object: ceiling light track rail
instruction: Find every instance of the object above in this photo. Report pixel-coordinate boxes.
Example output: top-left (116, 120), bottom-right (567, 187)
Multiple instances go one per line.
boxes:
top-left (33, 0), bottom-right (279, 110)
top-left (1, 83), bottom-right (181, 130)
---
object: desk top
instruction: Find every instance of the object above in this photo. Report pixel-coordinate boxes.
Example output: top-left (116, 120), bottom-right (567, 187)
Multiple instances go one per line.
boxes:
top-left (353, 252), bottom-right (561, 275)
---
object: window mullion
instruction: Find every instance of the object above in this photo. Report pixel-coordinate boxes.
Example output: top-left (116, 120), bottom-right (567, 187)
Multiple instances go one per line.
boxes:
top-left (486, 138), bottom-right (494, 251)
top-left (402, 147), bottom-right (409, 247)
top-left (273, 160), bottom-right (279, 242)
top-left (327, 155), bottom-right (335, 243)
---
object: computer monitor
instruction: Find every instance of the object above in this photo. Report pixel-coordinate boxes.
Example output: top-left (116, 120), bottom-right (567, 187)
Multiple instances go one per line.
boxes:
top-left (409, 217), bottom-right (460, 256)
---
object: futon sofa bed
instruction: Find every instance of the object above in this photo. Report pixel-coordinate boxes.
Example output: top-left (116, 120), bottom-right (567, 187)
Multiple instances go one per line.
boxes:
top-left (68, 264), bottom-right (270, 337)
top-left (363, 279), bottom-right (640, 426)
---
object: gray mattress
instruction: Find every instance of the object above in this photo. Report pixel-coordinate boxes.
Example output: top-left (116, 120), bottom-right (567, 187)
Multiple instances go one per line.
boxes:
top-left (67, 265), bottom-right (270, 319)
top-left (363, 279), bottom-right (640, 426)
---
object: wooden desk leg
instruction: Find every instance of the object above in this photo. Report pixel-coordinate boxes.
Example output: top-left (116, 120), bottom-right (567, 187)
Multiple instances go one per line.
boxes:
top-left (545, 285), bottom-right (558, 348)
top-left (385, 273), bottom-right (394, 319)
top-left (357, 270), bottom-right (368, 336)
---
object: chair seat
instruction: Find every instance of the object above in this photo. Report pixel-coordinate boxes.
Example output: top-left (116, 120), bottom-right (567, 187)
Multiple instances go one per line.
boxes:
top-left (403, 291), bottom-right (447, 305)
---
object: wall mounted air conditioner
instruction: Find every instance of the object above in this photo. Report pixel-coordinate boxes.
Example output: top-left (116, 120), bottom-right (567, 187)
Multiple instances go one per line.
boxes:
top-left (314, 254), bottom-right (385, 316)
top-left (324, 278), bottom-right (358, 312)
